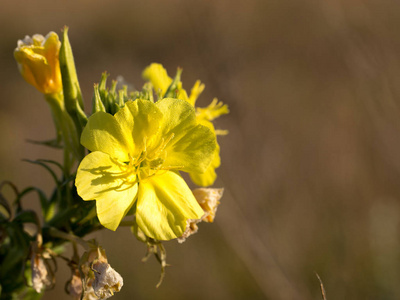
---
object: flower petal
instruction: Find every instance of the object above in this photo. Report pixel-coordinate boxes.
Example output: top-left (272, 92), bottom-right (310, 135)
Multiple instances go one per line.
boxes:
top-left (115, 100), bottom-right (162, 156)
top-left (76, 151), bottom-right (138, 231)
top-left (81, 111), bottom-right (133, 161)
top-left (189, 120), bottom-right (221, 186)
top-left (190, 143), bottom-right (221, 187)
top-left (196, 98), bottom-right (229, 122)
top-left (188, 80), bottom-right (205, 106)
top-left (156, 98), bottom-right (216, 173)
top-left (136, 171), bottom-right (204, 240)
top-left (142, 63), bottom-right (172, 97)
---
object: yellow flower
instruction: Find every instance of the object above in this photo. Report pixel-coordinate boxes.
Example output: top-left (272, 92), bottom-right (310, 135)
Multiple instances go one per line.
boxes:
top-left (76, 98), bottom-right (216, 240)
top-left (142, 63), bottom-right (229, 186)
top-left (14, 32), bottom-right (62, 94)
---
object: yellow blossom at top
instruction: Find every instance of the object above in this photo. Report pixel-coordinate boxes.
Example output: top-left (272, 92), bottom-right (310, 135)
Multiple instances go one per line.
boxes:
top-left (14, 32), bottom-right (62, 94)
top-left (76, 98), bottom-right (216, 240)
top-left (142, 63), bottom-right (229, 187)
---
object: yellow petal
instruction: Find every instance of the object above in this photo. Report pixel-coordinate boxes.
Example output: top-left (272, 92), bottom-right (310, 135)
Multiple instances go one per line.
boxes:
top-left (142, 63), bottom-right (172, 96)
top-left (188, 80), bottom-right (205, 106)
top-left (136, 171), bottom-right (204, 240)
top-left (76, 151), bottom-right (138, 231)
top-left (156, 98), bottom-right (216, 173)
top-left (196, 98), bottom-right (229, 122)
top-left (190, 143), bottom-right (221, 187)
top-left (14, 32), bottom-right (62, 94)
top-left (81, 111), bottom-right (133, 161)
top-left (115, 100), bottom-right (163, 156)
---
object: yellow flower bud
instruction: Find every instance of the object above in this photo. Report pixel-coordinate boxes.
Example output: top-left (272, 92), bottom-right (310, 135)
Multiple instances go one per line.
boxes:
top-left (14, 32), bottom-right (62, 94)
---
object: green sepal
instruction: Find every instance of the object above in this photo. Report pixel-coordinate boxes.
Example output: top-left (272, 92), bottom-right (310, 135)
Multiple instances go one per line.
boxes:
top-left (75, 98), bottom-right (88, 128)
top-left (98, 72), bottom-right (111, 111)
top-left (92, 84), bottom-right (106, 114)
top-left (164, 68), bottom-right (182, 99)
top-left (141, 82), bottom-right (154, 102)
top-left (118, 89), bottom-right (125, 107)
top-left (59, 27), bottom-right (85, 134)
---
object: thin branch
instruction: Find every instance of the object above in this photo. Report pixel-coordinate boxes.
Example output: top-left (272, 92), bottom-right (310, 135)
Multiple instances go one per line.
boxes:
top-left (315, 272), bottom-right (327, 300)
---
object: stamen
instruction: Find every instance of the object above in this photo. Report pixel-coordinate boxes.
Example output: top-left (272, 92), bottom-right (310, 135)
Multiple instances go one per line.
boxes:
top-left (148, 133), bottom-right (175, 161)
top-left (159, 165), bottom-right (185, 170)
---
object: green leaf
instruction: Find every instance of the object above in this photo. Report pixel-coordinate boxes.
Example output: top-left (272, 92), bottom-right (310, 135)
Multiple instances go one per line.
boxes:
top-left (13, 210), bottom-right (40, 229)
top-left (17, 187), bottom-right (51, 221)
top-left (22, 160), bottom-right (60, 187)
top-left (0, 223), bottom-right (30, 278)
top-left (26, 138), bottom-right (63, 149)
top-left (0, 191), bottom-right (11, 221)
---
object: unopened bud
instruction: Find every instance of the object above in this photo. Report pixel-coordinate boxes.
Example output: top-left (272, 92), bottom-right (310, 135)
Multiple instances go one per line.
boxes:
top-left (14, 32), bottom-right (62, 94)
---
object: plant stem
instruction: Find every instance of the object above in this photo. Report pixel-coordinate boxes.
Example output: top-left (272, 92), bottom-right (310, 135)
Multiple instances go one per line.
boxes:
top-left (47, 227), bottom-right (89, 250)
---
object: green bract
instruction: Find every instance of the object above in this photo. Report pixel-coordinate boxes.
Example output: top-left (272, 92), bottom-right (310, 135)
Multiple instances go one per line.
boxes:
top-left (75, 98), bottom-right (216, 240)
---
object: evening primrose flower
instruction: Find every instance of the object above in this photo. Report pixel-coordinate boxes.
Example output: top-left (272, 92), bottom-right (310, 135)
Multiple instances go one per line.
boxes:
top-left (76, 98), bottom-right (216, 240)
top-left (14, 32), bottom-right (62, 94)
top-left (142, 63), bottom-right (229, 186)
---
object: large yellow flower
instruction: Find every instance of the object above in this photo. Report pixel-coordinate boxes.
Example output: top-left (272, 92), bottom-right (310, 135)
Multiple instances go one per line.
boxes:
top-left (14, 32), bottom-right (62, 94)
top-left (142, 63), bottom-right (229, 186)
top-left (76, 98), bottom-right (216, 240)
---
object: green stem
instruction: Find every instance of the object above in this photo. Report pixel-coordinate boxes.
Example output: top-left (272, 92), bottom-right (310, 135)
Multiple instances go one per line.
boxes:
top-left (45, 92), bottom-right (83, 175)
top-left (47, 227), bottom-right (89, 250)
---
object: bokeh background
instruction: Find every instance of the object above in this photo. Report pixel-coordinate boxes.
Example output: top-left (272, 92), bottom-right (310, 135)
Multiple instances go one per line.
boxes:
top-left (2, 0), bottom-right (400, 299)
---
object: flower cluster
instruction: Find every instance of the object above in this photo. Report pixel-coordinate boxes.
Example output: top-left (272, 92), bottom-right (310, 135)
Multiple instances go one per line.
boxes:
top-left (0, 27), bottom-right (229, 299)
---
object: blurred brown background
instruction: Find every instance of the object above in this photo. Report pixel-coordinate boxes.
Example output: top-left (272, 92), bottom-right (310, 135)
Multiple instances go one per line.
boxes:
top-left (2, 0), bottom-right (400, 299)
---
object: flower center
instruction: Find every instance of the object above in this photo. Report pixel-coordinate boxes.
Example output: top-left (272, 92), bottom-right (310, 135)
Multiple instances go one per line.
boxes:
top-left (126, 132), bottom-right (175, 182)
